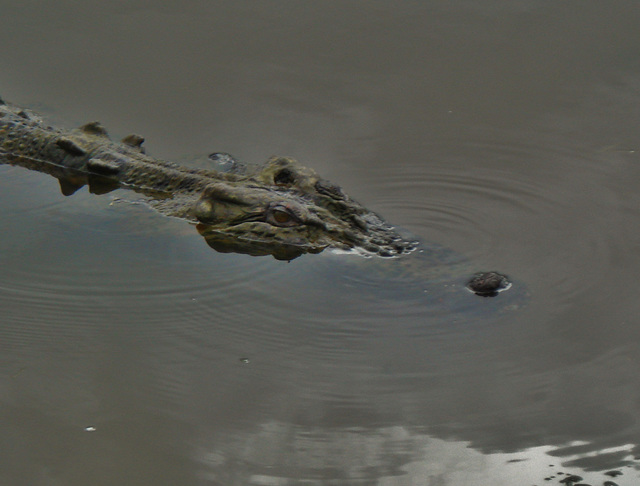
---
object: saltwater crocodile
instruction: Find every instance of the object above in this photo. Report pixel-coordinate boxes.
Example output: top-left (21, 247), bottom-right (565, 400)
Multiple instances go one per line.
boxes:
top-left (0, 97), bottom-right (510, 297)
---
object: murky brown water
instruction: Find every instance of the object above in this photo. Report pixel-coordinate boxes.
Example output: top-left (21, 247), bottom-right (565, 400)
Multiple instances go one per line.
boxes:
top-left (2, 2), bottom-right (640, 485)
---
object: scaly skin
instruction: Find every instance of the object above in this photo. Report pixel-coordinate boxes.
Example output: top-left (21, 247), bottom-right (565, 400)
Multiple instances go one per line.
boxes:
top-left (0, 99), bottom-right (416, 259)
top-left (0, 98), bottom-right (511, 296)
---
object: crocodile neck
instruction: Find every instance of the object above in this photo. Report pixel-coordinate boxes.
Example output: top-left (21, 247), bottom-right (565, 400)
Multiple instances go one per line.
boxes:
top-left (0, 105), bottom-right (245, 217)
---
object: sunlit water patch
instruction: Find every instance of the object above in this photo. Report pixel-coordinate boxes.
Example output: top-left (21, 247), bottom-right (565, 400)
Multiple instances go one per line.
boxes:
top-left (195, 423), bottom-right (640, 486)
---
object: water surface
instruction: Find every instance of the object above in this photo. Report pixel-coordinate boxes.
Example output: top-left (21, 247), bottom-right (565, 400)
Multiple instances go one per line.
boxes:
top-left (1, 2), bottom-right (640, 485)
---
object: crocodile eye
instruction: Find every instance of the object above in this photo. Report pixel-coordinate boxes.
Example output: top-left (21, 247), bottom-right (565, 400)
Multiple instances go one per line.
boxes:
top-left (273, 210), bottom-right (292, 225)
top-left (266, 204), bottom-right (303, 227)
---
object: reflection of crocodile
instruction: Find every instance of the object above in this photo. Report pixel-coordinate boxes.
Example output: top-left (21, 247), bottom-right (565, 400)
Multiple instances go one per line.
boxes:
top-left (0, 98), bottom-right (510, 296)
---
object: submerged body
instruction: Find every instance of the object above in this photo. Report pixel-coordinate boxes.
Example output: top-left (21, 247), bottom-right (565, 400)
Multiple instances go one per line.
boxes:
top-left (0, 98), bottom-right (511, 296)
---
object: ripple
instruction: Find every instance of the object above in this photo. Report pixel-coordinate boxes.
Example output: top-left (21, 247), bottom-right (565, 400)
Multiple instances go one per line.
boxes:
top-left (2, 126), bottom-right (637, 452)
top-left (360, 128), bottom-right (638, 312)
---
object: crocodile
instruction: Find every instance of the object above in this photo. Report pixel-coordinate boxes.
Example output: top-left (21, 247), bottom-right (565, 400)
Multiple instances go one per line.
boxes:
top-left (0, 97), bottom-right (511, 297)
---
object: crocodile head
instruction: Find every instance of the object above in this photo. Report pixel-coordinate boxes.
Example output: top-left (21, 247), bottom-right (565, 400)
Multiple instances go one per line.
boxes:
top-left (194, 156), bottom-right (417, 260)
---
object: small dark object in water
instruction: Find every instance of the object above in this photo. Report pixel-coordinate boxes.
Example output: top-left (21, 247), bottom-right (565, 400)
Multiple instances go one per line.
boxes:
top-left (605, 470), bottom-right (623, 477)
top-left (466, 271), bottom-right (511, 297)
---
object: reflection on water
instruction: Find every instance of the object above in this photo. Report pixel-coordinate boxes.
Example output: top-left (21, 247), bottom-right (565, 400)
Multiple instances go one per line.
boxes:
top-left (2, 1), bottom-right (640, 485)
top-left (196, 422), bottom-right (639, 485)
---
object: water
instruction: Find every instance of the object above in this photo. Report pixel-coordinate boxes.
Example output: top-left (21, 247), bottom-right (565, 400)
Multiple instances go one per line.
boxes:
top-left (1, 2), bottom-right (640, 485)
